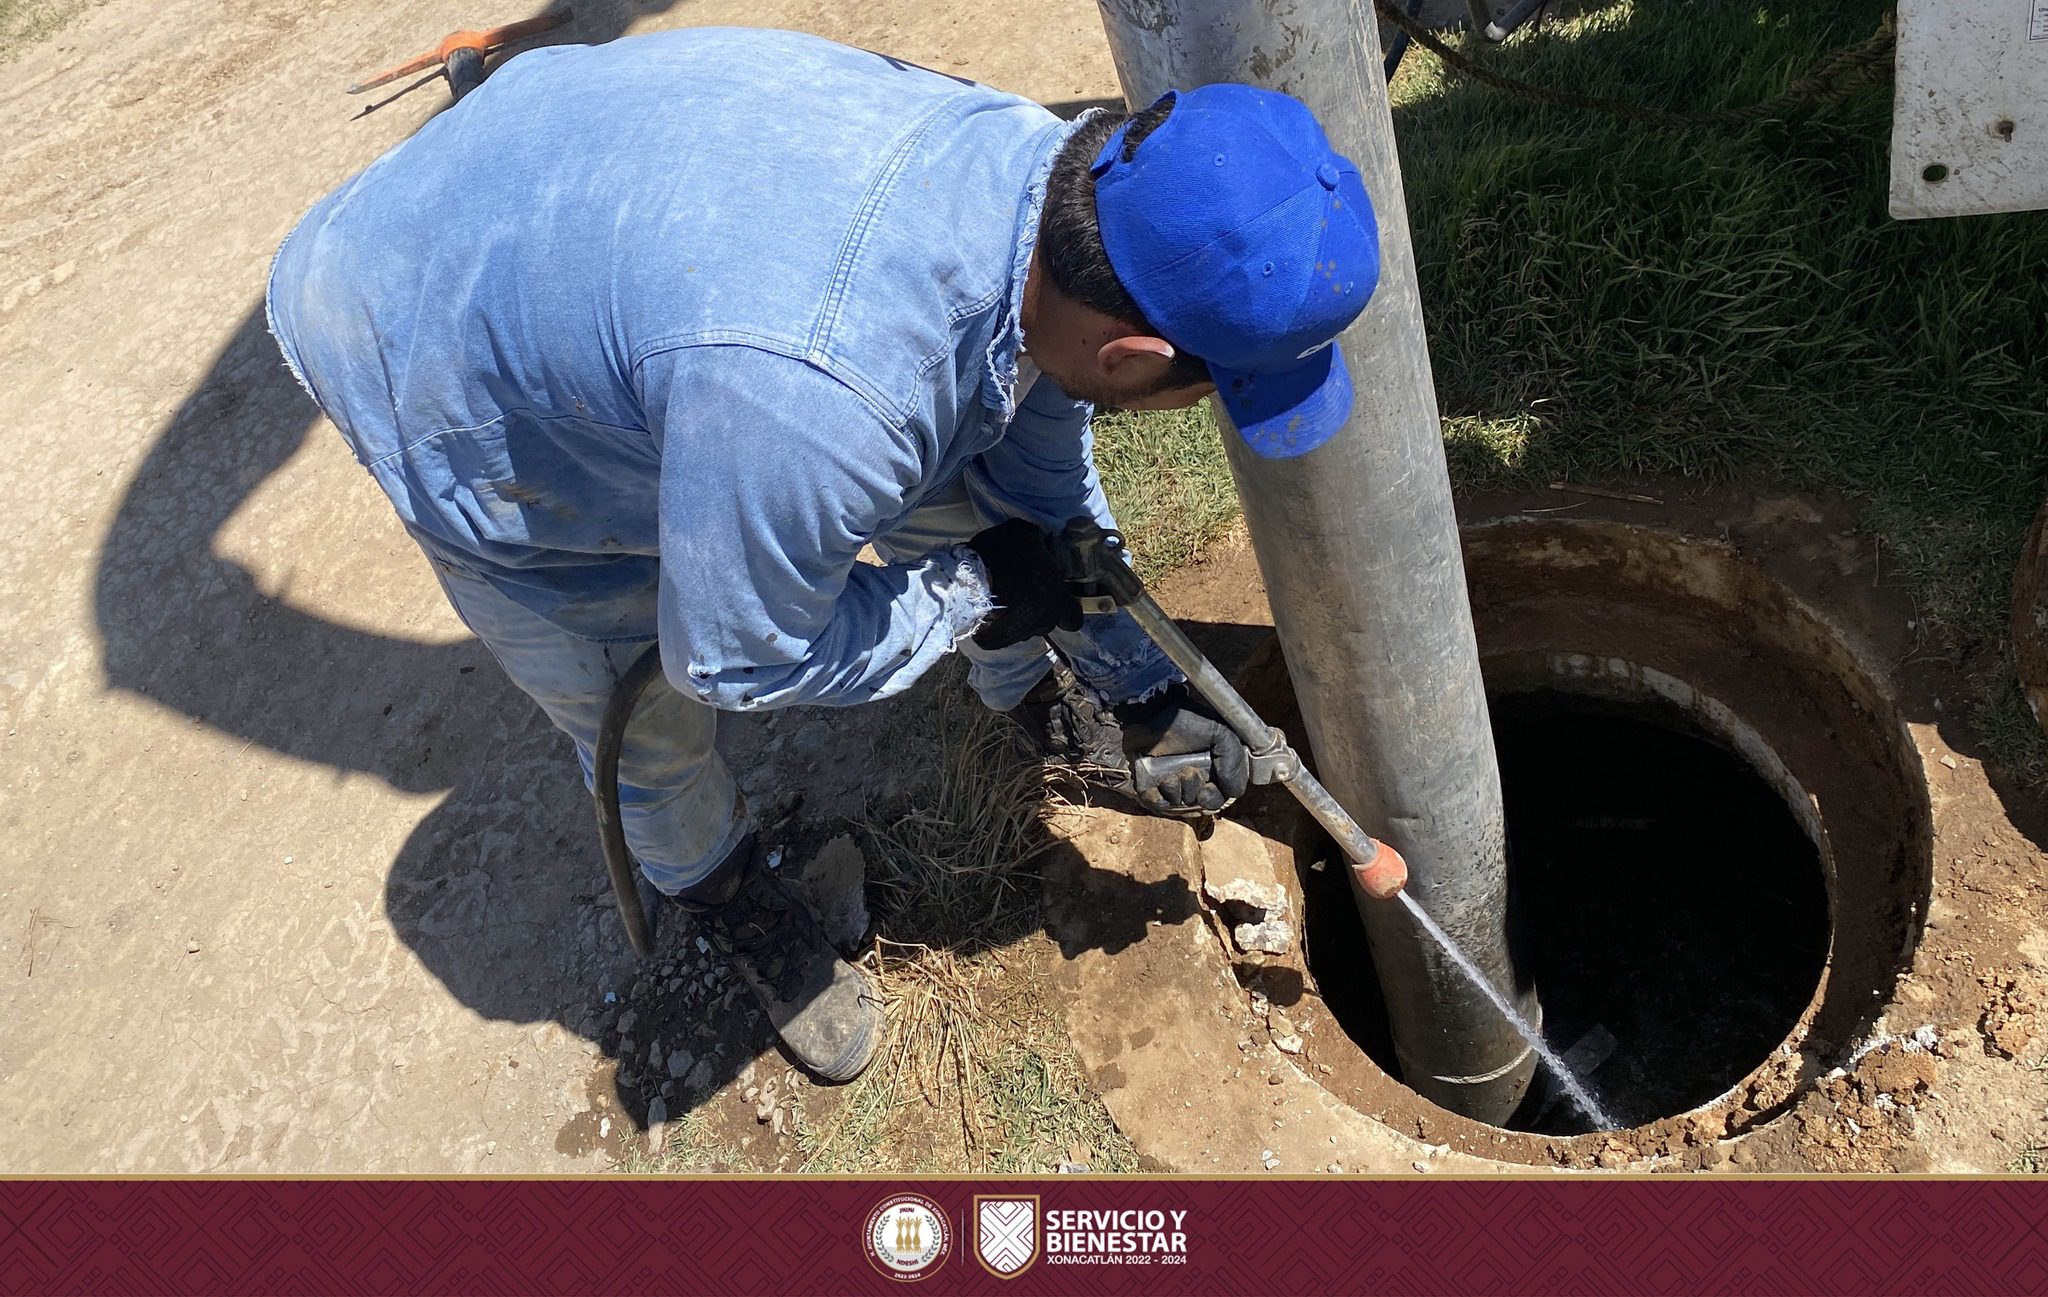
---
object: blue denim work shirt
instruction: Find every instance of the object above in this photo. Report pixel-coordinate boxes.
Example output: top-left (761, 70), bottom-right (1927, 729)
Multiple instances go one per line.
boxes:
top-left (267, 27), bottom-right (1177, 711)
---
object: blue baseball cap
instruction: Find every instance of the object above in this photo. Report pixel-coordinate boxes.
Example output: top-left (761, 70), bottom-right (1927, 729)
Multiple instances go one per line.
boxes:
top-left (1092, 84), bottom-right (1379, 458)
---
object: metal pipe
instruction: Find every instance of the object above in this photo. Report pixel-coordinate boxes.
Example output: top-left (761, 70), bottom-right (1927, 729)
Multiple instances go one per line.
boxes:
top-left (1055, 517), bottom-right (1408, 898)
top-left (1483, 0), bottom-right (1549, 43)
top-left (1122, 592), bottom-right (1279, 752)
top-left (1095, 0), bottom-right (1536, 1122)
top-left (1122, 590), bottom-right (1406, 899)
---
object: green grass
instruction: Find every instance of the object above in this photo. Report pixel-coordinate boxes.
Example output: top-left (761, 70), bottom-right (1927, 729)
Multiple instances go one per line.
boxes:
top-left (1, 0), bottom-right (95, 62)
top-left (978, 1034), bottom-right (1139, 1174)
top-left (1098, 0), bottom-right (2048, 781)
top-left (1093, 403), bottom-right (1240, 583)
top-left (629, 1111), bottom-right (746, 1174)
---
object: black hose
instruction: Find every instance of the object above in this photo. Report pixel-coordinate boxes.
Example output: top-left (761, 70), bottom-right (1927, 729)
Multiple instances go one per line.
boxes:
top-left (1483, 0), bottom-right (1552, 42)
top-left (593, 642), bottom-right (664, 958)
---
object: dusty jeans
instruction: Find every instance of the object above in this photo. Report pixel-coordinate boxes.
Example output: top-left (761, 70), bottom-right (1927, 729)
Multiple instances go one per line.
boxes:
top-left (427, 476), bottom-right (1101, 894)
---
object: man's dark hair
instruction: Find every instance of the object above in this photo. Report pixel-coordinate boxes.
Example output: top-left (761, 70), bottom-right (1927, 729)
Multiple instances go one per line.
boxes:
top-left (1040, 98), bottom-right (1211, 391)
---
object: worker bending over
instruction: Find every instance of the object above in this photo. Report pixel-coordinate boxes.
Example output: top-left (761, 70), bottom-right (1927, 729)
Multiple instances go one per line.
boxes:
top-left (268, 27), bottom-right (1378, 1082)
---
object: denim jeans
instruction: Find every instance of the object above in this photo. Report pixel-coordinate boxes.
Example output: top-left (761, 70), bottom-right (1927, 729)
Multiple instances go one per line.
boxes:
top-left (428, 475), bottom-right (1072, 894)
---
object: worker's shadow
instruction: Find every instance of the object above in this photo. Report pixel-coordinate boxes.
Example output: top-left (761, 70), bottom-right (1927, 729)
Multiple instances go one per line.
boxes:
top-left (89, 18), bottom-right (1185, 1153)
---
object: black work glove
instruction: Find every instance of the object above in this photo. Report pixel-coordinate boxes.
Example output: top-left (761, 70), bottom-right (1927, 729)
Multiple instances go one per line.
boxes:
top-left (1114, 682), bottom-right (1251, 815)
top-left (965, 519), bottom-right (1083, 650)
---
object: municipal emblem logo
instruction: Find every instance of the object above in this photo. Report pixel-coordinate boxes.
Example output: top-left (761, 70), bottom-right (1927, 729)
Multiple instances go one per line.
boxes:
top-left (863, 1193), bottom-right (951, 1281)
top-left (973, 1196), bottom-right (1040, 1278)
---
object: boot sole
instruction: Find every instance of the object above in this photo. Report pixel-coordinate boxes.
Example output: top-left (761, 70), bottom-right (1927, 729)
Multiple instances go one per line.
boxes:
top-left (804, 993), bottom-right (884, 1085)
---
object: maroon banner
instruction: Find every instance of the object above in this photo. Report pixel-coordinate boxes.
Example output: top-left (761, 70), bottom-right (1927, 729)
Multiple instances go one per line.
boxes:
top-left (4, 1177), bottom-right (2045, 1296)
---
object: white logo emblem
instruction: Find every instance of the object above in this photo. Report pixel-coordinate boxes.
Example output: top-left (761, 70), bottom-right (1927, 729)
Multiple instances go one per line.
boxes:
top-left (863, 1193), bottom-right (950, 1282)
top-left (974, 1196), bottom-right (1039, 1278)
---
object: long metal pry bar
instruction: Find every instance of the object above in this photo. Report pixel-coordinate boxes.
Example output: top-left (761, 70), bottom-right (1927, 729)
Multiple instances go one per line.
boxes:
top-left (1056, 517), bottom-right (1406, 899)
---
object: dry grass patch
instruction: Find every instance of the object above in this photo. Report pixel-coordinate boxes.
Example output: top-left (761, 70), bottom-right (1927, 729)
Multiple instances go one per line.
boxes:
top-left (794, 693), bottom-right (1135, 1173)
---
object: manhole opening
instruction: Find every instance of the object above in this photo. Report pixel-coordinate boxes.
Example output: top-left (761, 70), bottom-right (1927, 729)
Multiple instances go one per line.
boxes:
top-left (1232, 519), bottom-right (1933, 1162)
top-left (1300, 684), bottom-right (1832, 1135)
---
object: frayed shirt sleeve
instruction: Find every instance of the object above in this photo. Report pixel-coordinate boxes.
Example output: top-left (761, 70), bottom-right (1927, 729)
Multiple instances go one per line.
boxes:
top-left (642, 346), bottom-right (991, 710)
top-left (963, 375), bottom-right (1181, 705)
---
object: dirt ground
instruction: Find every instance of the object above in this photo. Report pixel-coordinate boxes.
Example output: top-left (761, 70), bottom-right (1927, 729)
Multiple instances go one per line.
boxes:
top-left (8, 0), bottom-right (2045, 1180)
top-left (1060, 489), bottom-right (2048, 1175)
top-left (0, 0), bottom-right (1125, 1174)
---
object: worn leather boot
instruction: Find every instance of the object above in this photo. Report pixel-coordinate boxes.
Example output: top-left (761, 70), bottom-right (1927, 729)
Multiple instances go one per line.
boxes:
top-left (675, 834), bottom-right (882, 1084)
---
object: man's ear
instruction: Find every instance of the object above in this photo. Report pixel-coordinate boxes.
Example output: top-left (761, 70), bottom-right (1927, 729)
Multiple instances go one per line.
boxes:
top-left (1096, 333), bottom-right (1178, 383)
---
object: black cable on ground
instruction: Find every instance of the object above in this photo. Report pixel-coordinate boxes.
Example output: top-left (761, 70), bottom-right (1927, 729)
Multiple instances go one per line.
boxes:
top-left (594, 642), bottom-right (664, 959)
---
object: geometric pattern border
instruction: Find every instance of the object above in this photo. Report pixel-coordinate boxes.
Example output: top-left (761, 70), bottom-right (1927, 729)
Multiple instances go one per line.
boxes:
top-left (5, 1178), bottom-right (2047, 1296)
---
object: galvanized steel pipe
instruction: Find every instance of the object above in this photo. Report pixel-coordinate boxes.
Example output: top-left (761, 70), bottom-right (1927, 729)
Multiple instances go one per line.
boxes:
top-left (1094, 0), bottom-right (1537, 1122)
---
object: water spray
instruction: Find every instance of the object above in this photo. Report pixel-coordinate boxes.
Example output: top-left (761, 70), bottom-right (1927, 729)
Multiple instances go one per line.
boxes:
top-left (1060, 516), bottom-right (1611, 1127)
top-left (1396, 892), bottom-right (1615, 1128)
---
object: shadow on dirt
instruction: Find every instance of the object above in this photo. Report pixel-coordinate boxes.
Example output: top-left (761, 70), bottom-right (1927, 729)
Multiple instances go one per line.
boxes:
top-left (1037, 841), bottom-right (1202, 960)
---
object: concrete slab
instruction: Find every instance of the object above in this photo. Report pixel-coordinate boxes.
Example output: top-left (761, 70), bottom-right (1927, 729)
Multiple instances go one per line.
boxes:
top-left (1042, 807), bottom-right (1501, 1174)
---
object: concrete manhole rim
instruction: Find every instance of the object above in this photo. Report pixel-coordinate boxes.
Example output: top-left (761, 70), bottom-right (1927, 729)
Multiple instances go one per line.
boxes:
top-left (1240, 516), bottom-right (1935, 1166)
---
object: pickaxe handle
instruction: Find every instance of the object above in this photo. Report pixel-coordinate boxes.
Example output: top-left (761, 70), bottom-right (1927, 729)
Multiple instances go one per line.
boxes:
top-left (347, 10), bottom-right (572, 94)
